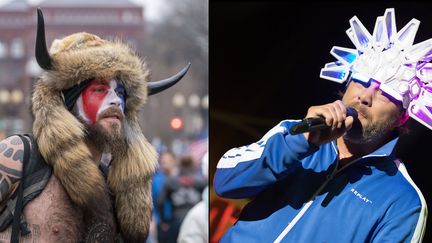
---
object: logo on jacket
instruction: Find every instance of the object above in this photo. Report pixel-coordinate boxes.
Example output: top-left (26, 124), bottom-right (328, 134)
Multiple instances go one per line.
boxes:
top-left (350, 188), bottom-right (373, 204)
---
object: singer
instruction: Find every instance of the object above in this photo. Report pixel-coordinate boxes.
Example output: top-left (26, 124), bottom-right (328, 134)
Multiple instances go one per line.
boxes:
top-left (213, 8), bottom-right (428, 243)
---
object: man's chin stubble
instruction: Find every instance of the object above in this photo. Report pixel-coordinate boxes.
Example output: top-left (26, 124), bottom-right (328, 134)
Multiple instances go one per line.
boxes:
top-left (343, 119), bottom-right (395, 145)
top-left (86, 121), bottom-right (127, 157)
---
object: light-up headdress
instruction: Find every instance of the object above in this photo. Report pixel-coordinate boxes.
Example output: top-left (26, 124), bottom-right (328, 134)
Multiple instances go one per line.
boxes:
top-left (320, 8), bottom-right (432, 130)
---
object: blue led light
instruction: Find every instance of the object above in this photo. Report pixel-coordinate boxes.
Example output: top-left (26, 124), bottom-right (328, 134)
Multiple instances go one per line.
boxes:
top-left (352, 21), bottom-right (370, 47)
top-left (333, 49), bottom-right (357, 63)
top-left (322, 70), bottom-right (346, 80)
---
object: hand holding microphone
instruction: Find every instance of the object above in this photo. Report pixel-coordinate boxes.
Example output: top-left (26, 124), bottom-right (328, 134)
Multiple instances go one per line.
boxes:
top-left (289, 100), bottom-right (358, 146)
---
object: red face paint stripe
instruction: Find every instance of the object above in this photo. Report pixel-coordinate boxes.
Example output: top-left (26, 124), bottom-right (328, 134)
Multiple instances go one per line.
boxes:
top-left (81, 80), bottom-right (109, 124)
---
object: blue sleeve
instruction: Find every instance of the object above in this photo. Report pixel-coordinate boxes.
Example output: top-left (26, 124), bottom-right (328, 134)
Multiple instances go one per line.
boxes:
top-left (213, 120), bottom-right (330, 199)
top-left (371, 203), bottom-right (427, 243)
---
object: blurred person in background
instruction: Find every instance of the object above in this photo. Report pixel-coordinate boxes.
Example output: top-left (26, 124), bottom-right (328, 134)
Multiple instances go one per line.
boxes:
top-left (151, 150), bottom-right (177, 243)
top-left (157, 155), bottom-right (207, 243)
top-left (177, 151), bottom-right (209, 243)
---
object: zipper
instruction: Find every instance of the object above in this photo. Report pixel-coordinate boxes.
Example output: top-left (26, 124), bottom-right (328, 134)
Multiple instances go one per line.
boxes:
top-left (273, 140), bottom-right (389, 243)
top-left (273, 159), bottom-right (339, 243)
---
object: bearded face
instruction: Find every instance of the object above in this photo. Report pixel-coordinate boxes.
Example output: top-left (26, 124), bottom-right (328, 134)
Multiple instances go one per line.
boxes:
top-left (343, 101), bottom-right (399, 144)
top-left (73, 79), bottom-right (127, 153)
top-left (341, 80), bottom-right (406, 144)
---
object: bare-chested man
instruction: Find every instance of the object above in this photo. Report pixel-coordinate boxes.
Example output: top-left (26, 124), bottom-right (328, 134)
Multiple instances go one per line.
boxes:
top-left (0, 9), bottom-right (189, 243)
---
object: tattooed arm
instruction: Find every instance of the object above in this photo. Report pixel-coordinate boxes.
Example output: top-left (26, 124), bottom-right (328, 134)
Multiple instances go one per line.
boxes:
top-left (0, 135), bottom-right (26, 205)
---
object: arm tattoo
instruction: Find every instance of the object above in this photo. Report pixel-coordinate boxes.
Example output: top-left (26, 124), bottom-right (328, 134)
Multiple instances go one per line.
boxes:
top-left (0, 137), bottom-right (24, 203)
top-left (9, 137), bottom-right (23, 146)
top-left (0, 143), bottom-right (6, 153)
top-left (0, 170), bottom-right (21, 200)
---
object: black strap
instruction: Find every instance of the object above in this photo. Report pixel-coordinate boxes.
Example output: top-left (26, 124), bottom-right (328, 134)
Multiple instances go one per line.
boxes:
top-left (11, 135), bottom-right (30, 243)
top-left (62, 79), bottom-right (92, 110)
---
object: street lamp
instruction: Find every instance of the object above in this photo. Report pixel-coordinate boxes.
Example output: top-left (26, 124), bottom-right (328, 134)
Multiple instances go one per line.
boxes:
top-left (0, 89), bottom-right (10, 104)
top-left (10, 89), bottom-right (23, 104)
top-left (201, 94), bottom-right (208, 109)
top-left (188, 93), bottom-right (200, 108)
top-left (172, 92), bottom-right (186, 108)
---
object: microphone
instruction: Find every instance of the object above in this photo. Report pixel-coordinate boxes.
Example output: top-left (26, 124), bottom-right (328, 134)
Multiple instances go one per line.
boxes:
top-left (289, 107), bottom-right (358, 135)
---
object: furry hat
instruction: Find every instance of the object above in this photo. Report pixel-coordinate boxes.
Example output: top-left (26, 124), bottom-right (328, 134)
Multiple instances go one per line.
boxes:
top-left (32, 9), bottom-right (189, 242)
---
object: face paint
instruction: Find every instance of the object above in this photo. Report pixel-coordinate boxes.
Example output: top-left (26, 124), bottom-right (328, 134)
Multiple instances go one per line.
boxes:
top-left (76, 79), bottom-right (126, 124)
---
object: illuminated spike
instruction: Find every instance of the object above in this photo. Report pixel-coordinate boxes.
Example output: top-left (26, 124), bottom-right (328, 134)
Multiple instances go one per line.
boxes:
top-left (410, 79), bottom-right (421, 98)
top-left (396, 19), bottom-right (420, 49)
top-left (372, 16), bottom-right (388, 51)
top-left (403, 38), bottom-right (432, 64)
top-left (384, 8), bottom-right (397, 45)
top-left (330, 46), bottom-right (358, 65)
top-left (417, 63), bottom-right (432, 81)
top-left (320, 66), bottom-right (351, 83)
top-left (408, 99), bottom-right (432, 130)
top-left (346, 28), bottom-right (363, 51)
top-left (420, 49), bottom-right (432, 62)
top-left (349, 16), bottom-right (373, 51)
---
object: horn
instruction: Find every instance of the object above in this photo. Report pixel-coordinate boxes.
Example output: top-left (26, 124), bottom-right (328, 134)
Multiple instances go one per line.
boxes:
top-left (148, 63), bottom-right (191, 95)
top-left (35, 8), bottom-right (53, 70)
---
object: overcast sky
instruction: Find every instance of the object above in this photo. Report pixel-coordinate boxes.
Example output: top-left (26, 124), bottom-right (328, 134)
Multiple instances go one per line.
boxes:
top-left (0, 0), bottom-right (167, 22)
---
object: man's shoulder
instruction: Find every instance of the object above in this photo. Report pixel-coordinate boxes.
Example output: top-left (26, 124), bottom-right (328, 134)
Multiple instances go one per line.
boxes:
top-left (0, 134), bottom-right (33, 169)
top-left (0, 135), bottom-right (27, 204)
top-left (384, 159), bottom-right (426, 207)
top-left (0, 135), bottom-right (27, 172)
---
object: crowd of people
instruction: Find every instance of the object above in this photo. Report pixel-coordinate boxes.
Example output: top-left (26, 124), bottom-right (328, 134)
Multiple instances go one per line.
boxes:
top-left (148, 142), bottom-right (208, 243)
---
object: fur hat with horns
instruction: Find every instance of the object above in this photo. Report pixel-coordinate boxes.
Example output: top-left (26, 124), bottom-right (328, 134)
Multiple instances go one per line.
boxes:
top-left (31, 8), bottom-right (189, 242)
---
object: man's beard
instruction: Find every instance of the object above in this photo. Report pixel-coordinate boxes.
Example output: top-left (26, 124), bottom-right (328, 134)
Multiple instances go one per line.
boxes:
top-left (84, 107), bottom-right (128, 157)
top-left (343, 104), bottom-right (398, 144)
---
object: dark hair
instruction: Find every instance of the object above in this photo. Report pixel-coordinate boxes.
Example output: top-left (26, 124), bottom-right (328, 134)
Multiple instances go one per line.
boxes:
top-left (179, 155), bottom-right (195, 169)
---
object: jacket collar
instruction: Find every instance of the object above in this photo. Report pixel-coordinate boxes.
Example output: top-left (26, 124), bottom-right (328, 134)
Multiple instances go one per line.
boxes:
top-left (367, 136), bottom-right (399, 158)
top-left (332, 136), bottom-right (399, 172)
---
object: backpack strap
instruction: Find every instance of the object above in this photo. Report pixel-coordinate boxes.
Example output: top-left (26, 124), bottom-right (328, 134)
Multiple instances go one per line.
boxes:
top-left (10, 134), bottom-right (30, 243)
top-left (0, 135), bottom-right (52, 231)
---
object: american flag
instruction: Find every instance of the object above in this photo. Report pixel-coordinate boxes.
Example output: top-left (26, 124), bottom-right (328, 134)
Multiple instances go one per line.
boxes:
top-left (189, 137), bottom-right (208, 162)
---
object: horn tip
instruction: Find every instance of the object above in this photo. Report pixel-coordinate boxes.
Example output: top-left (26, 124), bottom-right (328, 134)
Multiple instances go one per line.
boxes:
top-left (37, 8), bottom-right (44, 22)
top-left (185, 62), bottom-right (191, 71)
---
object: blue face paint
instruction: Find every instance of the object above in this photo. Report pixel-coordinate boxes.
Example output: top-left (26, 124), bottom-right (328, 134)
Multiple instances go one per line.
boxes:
top-left (115, 82), bottom-right (126, 111)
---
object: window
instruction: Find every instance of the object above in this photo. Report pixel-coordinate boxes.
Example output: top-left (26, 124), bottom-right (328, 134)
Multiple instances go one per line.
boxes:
top-left (0, 40), bottom-right (7, 58)
top-left (10, 38), bottom-right (24, 59)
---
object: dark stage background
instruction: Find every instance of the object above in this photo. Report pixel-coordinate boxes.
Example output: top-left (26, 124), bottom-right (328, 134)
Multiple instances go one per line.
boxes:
top-left (210, 2), bottom-right (431, 241)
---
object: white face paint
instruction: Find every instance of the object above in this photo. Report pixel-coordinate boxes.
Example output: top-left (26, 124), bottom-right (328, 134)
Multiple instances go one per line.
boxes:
top-left (76, 79), bottom-right (126, 124)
